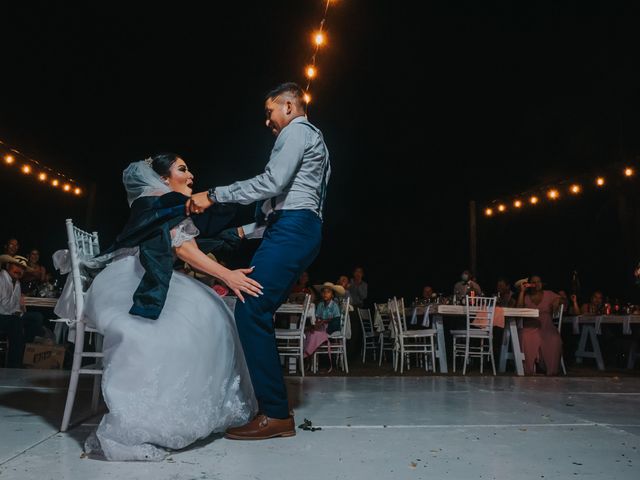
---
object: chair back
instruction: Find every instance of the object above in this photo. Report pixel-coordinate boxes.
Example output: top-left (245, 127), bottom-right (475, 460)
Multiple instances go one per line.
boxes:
top-left (553, 303), bottom-right (564, 333)
top-left (358, 307), bottom-right (374, 336)
top-left (389, 297), bottom-right (405, 336)
top-left (464, 295), bottom-right (497, 333)
top-left (65, 218), bottom-right (100, 323)
top-left (374, 302), bottom-right (391, 332)
top-left (339, 295), bottom-right (351, 336)
top-left (410, 304), bottom-right (432, 328)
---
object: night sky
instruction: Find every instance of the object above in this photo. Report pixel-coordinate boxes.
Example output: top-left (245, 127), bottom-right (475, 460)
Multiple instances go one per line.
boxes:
top-left (2, 2), bottom-right (640, 304)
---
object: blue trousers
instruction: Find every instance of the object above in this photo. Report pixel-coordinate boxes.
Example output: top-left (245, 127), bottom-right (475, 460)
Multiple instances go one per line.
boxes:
top-left (235, 209), bottom-right (322, 419)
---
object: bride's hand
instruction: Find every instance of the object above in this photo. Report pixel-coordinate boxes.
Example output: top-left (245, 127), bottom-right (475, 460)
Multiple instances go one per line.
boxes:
top-left (222, 267), bottom-right (263, 302)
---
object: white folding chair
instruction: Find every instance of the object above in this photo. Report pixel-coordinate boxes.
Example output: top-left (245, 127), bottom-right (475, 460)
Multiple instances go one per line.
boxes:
top-left (553, 304), bottom-right (567, 375)
top-left (389, 297), bottom-right (437, 374)
top-left (275, 293), bottom-right (311, 377)
top-left (313, 296), bottom-right (351, 374)
top-left (451, 296), bottom-right (497, 375)
top-left (374, 302), bottom-right (395, 366)
top-left (358, 307), bottom-right (377, 363)
top-left (58, 219), bottom-right (104, 432)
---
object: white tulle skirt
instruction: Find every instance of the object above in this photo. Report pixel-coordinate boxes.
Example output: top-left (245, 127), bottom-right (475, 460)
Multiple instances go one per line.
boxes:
top-left (82, 254), bottom-right (257, 461)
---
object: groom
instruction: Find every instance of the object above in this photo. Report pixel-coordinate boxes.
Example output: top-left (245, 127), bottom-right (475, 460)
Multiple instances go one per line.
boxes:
top-left (188, 82), bottom-right (330, 439)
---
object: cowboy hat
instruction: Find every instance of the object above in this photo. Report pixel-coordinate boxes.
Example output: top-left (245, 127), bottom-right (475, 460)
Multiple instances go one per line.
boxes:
top-left (514, 277), bottom-right (529, 288)
top-left (0, 254), bottom-right (35, 272)
top-left (313, 281), bottom-right (346, 297)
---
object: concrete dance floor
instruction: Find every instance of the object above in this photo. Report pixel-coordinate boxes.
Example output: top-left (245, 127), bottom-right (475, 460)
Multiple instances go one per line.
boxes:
top-left (0, 369), bottom-right (638, 479)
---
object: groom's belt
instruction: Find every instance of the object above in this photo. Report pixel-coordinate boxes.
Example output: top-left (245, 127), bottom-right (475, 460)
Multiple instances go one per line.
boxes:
top-left (265, 209), bottom-right (321, 227)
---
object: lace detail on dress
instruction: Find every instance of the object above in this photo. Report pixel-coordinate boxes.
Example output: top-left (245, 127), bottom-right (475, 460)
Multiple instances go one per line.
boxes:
top-left (171, 218), bottom-right (200, 247)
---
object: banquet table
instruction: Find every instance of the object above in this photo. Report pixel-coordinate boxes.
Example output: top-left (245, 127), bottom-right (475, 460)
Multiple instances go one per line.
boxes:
top-left (375, 304), bottom-right (539, 375)
top-left (564, 314), bottom-right (640, 370)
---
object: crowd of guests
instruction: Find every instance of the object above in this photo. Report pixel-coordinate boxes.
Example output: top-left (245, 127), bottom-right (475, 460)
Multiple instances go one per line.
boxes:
top-left (0, 237), bottom-right (48, 367)
top-left (416, 269), bottom-right (638, 376)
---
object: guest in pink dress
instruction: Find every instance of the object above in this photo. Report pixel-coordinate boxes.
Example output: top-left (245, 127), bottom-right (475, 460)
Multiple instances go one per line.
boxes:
top-left (516, 275), bottom-right (562, 375)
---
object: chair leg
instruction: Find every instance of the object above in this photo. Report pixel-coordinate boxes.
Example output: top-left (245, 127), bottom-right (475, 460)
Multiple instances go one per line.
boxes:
top-left (90, 334), bottom-right (103, 414)
top-left (480, 339), bottom-right (484, 374)
top-left (463, 337), bottom-right (470, 375)
top-left (452, 338), bottom-right (457, 373)
top-left (300, 346), bottom-right (305, 378)
top-left (561, 356), bottom-right (567, 375)
top-left (343, 340), bottom-right (349, 374)
top-left (430, 337), bottom-right (436, 373)
top-left (490, 338), bottom-right (496, 376)
top-left (61, 321), bottom-right (86, 432)
top-left (378, 335), bottom-right (384, 366)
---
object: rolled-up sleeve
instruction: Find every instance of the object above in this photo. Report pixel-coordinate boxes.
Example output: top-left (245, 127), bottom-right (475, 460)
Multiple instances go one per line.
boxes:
top-left (214, 123), bottom-right (306, 205)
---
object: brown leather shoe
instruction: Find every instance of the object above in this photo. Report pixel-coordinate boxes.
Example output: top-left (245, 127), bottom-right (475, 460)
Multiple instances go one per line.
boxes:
top-left (225, 414), bottom-right (296, 440)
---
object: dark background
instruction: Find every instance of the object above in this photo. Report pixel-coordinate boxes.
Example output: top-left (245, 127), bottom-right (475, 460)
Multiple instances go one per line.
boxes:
top-left (2, 1), bottom-right (640, 305)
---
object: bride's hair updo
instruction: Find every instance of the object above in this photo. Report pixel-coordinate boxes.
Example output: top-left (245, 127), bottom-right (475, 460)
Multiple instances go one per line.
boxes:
top-left (151, 153), bottom-right (180, 177)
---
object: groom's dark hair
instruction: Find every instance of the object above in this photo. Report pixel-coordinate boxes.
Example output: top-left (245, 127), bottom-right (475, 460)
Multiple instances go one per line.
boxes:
top-left (265, 82), bottom-right (304, 107)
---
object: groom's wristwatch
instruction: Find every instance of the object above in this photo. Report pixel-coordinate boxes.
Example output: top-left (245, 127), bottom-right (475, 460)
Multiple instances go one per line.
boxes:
top-left (207, 188), bottom-right (218, 204)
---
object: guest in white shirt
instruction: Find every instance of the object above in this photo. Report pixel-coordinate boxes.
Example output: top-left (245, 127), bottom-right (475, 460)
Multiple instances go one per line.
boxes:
top-left (0, 255), bottom-right (44, 367)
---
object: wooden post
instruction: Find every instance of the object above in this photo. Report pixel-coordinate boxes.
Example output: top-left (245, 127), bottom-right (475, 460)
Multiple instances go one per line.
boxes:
top-left (469, 200), bottom-right (477, 276)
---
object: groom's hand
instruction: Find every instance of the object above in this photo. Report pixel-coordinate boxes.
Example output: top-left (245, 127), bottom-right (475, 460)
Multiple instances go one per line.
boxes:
top-left (186, 191), bottom-right (214, 216)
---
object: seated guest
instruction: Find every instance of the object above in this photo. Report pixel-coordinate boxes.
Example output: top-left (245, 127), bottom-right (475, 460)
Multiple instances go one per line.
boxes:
top-left (303, 282), bottom-right (345, 359)
top-left (21, 249), bottom-right (48, 286)
top-left (421, 285), bottom-right (435, 302)
top-left (336, 274), bottom-right (351, 303)
top-left (453, 269), bottom-right (482, 299)
top-left (516, 275), bottom-right (562, 375)
top-left (289, 271), bottom-right (316, 302)
top-left (348, 266), bottom-right (368, 308)
top-left (0, 255), bottom-right (45, 367)
top-left (557, 289), bottom-right (581, 315)
top-left (581, 290), bottom-right (604, 314)
top-left (3, 238), bottom-right (19, 256)
top-left (496, 277), bottom-right (515, 307)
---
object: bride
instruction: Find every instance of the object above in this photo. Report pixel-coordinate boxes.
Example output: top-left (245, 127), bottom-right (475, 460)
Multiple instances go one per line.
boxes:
top-left (82, 154), bottom-right (260, 461)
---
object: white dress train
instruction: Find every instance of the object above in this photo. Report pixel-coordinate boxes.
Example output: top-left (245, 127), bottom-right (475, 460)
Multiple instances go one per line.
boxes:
top-left (82, 219), bottom-right (257, 461)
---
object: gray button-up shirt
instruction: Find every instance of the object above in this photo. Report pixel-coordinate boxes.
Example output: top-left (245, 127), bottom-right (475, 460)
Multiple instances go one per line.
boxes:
top-left (214, 116), bottom-right (330, 219)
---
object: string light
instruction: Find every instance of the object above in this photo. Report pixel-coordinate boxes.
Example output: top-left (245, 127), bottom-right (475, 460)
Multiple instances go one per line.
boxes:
top-left (485, 208), bottom-right (493, 217)
top-left (1, 138), bottom-right (83, 196)
top-left (302, 0), bottom-right (336, 113)
top-left (485, 164), bottom-right (638, 219)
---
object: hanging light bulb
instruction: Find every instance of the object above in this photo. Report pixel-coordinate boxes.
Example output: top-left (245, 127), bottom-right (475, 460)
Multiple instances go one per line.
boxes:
top-left (530, 196), bottom-right (539, 205)
top-left (547, 189), bottom-right (559, 200)
top-left (624, 167), bottom-right (634, 177)
top-left (570, 184), bottom-right (581, 194)
top-left (63, 183), bottom-right (71, 192)
top-left (51, 179), bottom-right (59, 187)
top-left (498, 204), bottom-right (506, 212)
top-left (38, 172), bottom-right (47, 181)
top-left (485, 208), bottom-right (493, 217)
top-left (314, 31), bottom-right (326, 46)
top-left (303, 92), bottom-right (312, 104)
top-left (305, 66), bottom-right (317, 79)
top-left (596, 177), bottom-right (605, 187)
top-left (74, 187), bottom-right (82, 195)
top-left (22, 165), bottom-right (31, 174)
top-left (4, 154), bottom-right (14, 164)
top-left (514, 200), bottom-right (523, 208)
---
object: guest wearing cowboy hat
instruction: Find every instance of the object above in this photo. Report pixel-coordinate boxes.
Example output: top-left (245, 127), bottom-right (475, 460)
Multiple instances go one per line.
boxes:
top-left (303, 282), bottom-right (344, 360)
top-left (0, 255), bottom-right (45, 367)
